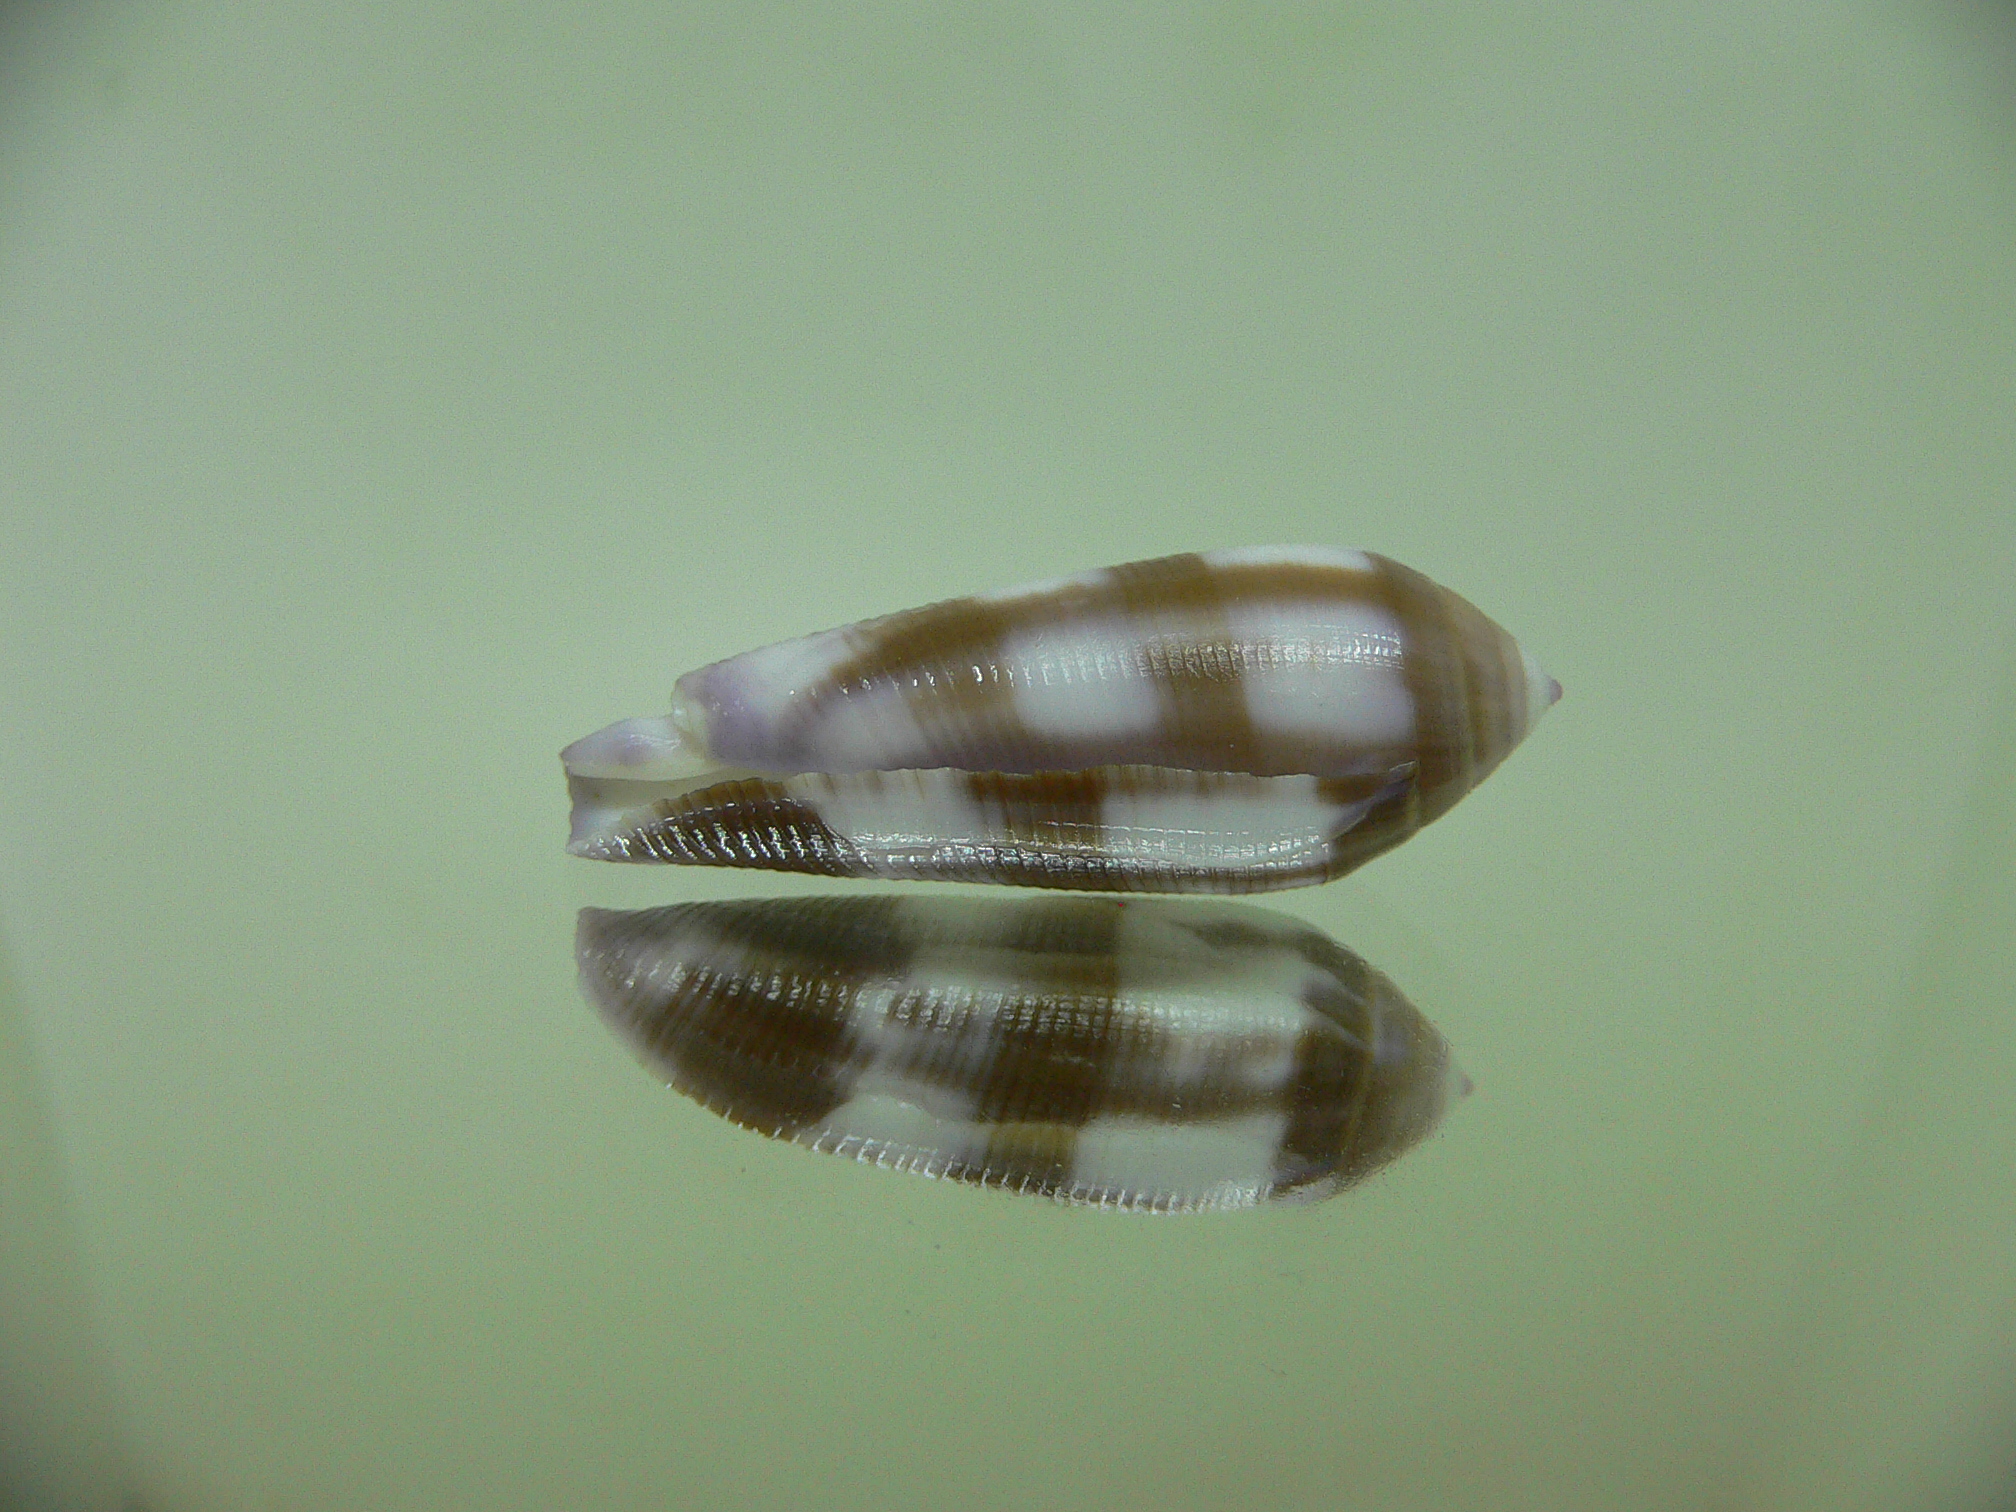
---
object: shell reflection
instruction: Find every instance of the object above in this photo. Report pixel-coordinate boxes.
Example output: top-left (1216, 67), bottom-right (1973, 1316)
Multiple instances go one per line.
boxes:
top-left (564, 547), bottom-right (1558, 892)
top-left (578, 894), bottom-right (1466, 1211)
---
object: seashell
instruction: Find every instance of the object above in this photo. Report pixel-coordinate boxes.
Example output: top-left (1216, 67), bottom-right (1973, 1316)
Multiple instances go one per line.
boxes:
top-left (577, 894), bottom-right (1467, 1211)
top-left (563, 546), bottom-right (1559, 891)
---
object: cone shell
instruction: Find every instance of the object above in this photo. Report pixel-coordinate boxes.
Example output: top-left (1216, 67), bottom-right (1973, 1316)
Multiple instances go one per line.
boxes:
top-left (563, 547), bottom-right (1558, 892)
top-left (577, 895), bottom-right (1466, 1211)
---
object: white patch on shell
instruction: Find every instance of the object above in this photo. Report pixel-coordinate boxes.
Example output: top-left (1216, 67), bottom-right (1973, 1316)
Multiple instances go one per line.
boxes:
top-left (1109, 903), bottom-right (1334, 1089)
top-left (1520, 642), bottom-right (1560, 739)
top-left (811, 1092), bottom-right (944, 1152)
top-left (1200, 544), bottom-right (1376, 574)
top-left (1094, 774), bottom-right (1378, 875)
top-left (803, 772), bottom-right (999, 862)
top-left (996, 618), bottom-right (1166, 744)
top-left (808, 1092), bottom-right (991, 1176)
top-left (680, 627), bottom-right (935, 773)
top-left (677, 634), bottom-right (837, 730)
top-left (1224, 597), bottom-right (1415, 750)
top-left (1066, 1111), bottom-right (1291, 1209)
top-left (559, 699), bottom-right (717, 781)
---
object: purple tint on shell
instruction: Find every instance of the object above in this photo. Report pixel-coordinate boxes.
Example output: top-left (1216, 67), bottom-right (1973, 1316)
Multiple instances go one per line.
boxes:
top-left (677, 660), bottom-right (800, 771)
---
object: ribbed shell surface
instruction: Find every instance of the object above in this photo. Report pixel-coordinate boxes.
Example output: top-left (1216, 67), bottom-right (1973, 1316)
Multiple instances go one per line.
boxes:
top-left (680, 546), bottom-right (1544, 797)
top-left (562, 547), bottom-right (1557, 892)
top-left (566, 765), bottom-right (1421, 892)
top-left (576, 895), bottom-right (1462, 1210)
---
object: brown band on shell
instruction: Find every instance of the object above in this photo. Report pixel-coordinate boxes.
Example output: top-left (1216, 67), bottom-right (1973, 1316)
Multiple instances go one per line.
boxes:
top-left (632, 779), bottom-right (868, 875)
top-left (1169, 913), bottom-right (1279, 957)
top-left (1107, 552), bottom-right (1261, 773)
top-left (1289, 929), bottom-right (1377, 1042)
top-left (1351, 981), bottom-right (1453, 1181)
top-left (1436, 580), bottom-right (1525, 789)
top-left (963, 898), bottom-right (1130, 1127)
top-left (1204, 557), bottom-right (1384, 603)
top-left (583, 899), bottom-right (917, 1139)
top-left (1269, 932), bottom-right (1385, 1193)
top-left (793, 551), bottom-right (1407, 777)
top-left (963, 768), bottom-right (1110, 853)
top-left (807, 572), bottom-right (1114, 767)
top-left (1202, 556), bottom-right (1399, 779)
top-left (966, 1122), bottom-right (1080, 1194)
top-left (1270, 1019), bottom-right (1374, 1196)
top-left (1317, 766), bottom-right (1425, 881)
top-left (1359, 553), bottom-right (1476, 823)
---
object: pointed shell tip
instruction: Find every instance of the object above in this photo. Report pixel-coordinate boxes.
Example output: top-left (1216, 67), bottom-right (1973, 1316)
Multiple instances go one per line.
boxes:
top-left (561, 713), bottom-right (711, 781)
top-left (1517, 644), bottom-right (1562, 730)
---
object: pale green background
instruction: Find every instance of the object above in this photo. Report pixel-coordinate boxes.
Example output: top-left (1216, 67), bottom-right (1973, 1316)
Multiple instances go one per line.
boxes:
top-left (3, 4), bottom-right (2014, 1511)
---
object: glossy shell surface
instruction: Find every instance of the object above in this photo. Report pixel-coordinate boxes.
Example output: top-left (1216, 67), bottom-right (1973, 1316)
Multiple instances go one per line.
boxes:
top-left (564, 547), bottom-right (1558, 891)
top-left (577, 895), bottom-right (1465, 1211)
top-left (566, 764), bottom-right (1416, 893)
